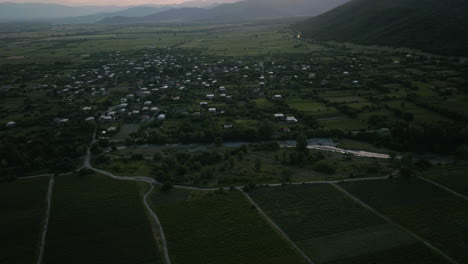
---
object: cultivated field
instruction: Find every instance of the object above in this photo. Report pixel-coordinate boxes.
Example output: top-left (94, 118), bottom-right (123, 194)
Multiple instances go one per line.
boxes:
top-left (0, 177), bottom-right (49, 264)
top-left (249, 184), bottom-right (448, 264)
top-left (43, 173), bottom-right (162, 264)
top-left (419, 165), bottom-right (468, 196)
top-left (151, 189), bottom-right (306, 264)
top-left (339, 178), bottom-right (468, 263)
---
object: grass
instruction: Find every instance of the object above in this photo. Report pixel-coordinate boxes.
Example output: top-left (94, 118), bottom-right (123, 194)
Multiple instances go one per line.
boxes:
top-left (95, 159), bottom-right (155, 177)
top-left (112, 123), bottom-right (141, 141)
top-left (151, 189), bottom-right (306, 264)
top-left (339, 178), bottom-right (468, 263)
top-left (44, 173), bottom-right (162, 264)
top-left (0, 177), bottom-right (50, 264)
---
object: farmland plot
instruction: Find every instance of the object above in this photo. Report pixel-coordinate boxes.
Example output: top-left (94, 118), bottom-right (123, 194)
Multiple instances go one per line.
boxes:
top-left (339, 178), bottom-right (468, 263)
top-left (151, 189), bottom-right (306, 264)
top-left (44, 173), bottom-right (162, 264)
top-left (0, 177), bottom-right (49, 264)
top-left (249, 184), bottom-right (449, 264)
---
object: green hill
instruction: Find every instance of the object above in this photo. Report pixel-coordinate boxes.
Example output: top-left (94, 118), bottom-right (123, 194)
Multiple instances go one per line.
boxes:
top-left (296, 0), bottom-right (468, 56)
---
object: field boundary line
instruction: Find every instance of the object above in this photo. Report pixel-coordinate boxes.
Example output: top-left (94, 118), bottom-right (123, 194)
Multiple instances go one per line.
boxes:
top-left (417, 176), bottom-right (468, 202)
top-left (37, 175), bottom-right (54, 264)
top-left (239, 188), bottom-right (315, 264)
top-left (84, 131), bottom-right (172, 264)
top-left (143, 183), bottom-right (172, 264)
top-left (331, 183), bottom-right (460, 264)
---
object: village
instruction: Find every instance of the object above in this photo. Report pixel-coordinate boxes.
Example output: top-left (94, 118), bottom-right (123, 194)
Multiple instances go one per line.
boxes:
top-left (1, 44), bottom-right (467, 183)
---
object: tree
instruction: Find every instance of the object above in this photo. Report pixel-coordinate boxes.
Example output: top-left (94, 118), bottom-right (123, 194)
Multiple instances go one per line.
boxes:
top-left (215, 137), bottom-right (223, 147)
top-left (255, 159), bottom-right (262, 172)
top-left (258, 120), bottom-right (274, 140)
top-left (399, 167), bottom-right (414, 179)
top-left (281, 168), bottom-right (294, 183)
top-left (456, 145), bottom-right (468, 160)
top-left (296, 133), bottom-right (308, 153)
top-left (161, 181), bottom-right (173, 192)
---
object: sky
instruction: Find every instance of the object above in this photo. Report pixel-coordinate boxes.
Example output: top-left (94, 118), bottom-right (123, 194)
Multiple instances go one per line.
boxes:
top-left (0, 0), bottom-right (196, 6)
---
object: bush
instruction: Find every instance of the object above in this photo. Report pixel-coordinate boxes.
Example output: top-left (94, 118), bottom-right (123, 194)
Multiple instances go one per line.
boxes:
top-left (313, 160), bottom-right (336, 174)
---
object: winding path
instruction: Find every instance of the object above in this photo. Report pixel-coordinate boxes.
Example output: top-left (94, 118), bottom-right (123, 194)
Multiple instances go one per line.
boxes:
top-left (24, 131), bottom-right (465, 264)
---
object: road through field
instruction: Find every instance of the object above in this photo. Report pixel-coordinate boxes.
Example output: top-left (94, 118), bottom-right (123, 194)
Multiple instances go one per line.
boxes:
top-left (22, 130), bottom-right (465, 264)
top-left (239, 188), bottom-right (315, 264)
top-left (37, 175), bottom-right (54, 264)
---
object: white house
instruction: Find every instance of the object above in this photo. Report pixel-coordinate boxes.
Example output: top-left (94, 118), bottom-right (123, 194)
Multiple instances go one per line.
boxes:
top-left (208, 108), bottom-right (217, 113)
top-left (206, 94), bottom-right (215, 100)
top-left (6, 121), bottom-right (16, 127)
top-left (157, 114), bottom-right (166, 121)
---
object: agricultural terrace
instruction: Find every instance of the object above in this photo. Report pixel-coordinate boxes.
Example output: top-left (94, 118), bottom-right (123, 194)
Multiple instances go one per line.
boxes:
top-left (248, 184), bottom-right (448, 264)
top-left (339, 178), bottom-right (468, 263)
top-left (43, 173), bottom-right (162, 264)
top-left (0, 177), bottom-right (50, 264)
top-left (151, 188), bottom-right (306, 264)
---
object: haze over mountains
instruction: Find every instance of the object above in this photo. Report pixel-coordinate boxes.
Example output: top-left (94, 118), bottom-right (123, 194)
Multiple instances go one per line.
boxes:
top-left (296, 0), bottom-right (468, 56)
top-left (0, 0), bottom-right (241, 21)
top-left (100, 0), bottom-right (349, 24)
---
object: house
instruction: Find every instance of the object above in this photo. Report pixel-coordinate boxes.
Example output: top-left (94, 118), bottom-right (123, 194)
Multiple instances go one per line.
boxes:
top-left (157, 114), bottom-right (166, 121)
top-left (274, 113), bottom-right (285, 119)
top-left (208, 108), bottom-right (217, 113)
top-left (85, 117), bottom-right (95, 121)
top-left (308, 74), bottom-right (316, 79)
top-left (100, 116), bottom-right (112, 121)
top-left (144, 101), bottom-right (152, 105)
top-left (224, 124), bottom-right (233, 129)
top-left (206, 94), bottom-right (215, 100)
top-left (273, 95), bottom-right (283, 99)
top-left (200, 102), bottom-right (208, 106)
top-left (219, 86), bottom-right (226, 92)
top-left (286, 117), bottom-right (298, 123)
top-left (6, 121), bottom-right (16, 127)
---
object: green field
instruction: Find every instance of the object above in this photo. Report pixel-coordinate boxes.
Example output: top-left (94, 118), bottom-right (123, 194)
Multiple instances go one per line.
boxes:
top-left (249, 184), bottom-right (447, 263)
top-left (112, 123), bottom-right (141, 141)
top-left (151, 189), bottom-right (306, 264)
top-left (44, 173), bottom-right (162, 264)
top-left (339, 178), bottom-right (468, 263)
top-left (0, 177), bottom-right (50, 264)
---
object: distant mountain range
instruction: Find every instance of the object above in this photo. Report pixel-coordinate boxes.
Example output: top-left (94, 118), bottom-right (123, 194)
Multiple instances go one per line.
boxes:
top-left (0, 0), bottom-right (241, 21)
top-left (295, 0), bottom-right (468, 56)
top-left (0, 2), bottom-right (124, 20)
top-left (100, 0), bottom-right (350, 24)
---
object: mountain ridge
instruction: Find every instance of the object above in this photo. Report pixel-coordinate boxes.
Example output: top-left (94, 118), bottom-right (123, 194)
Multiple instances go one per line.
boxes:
top-left (295, 0), bottom-right (468, 56)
